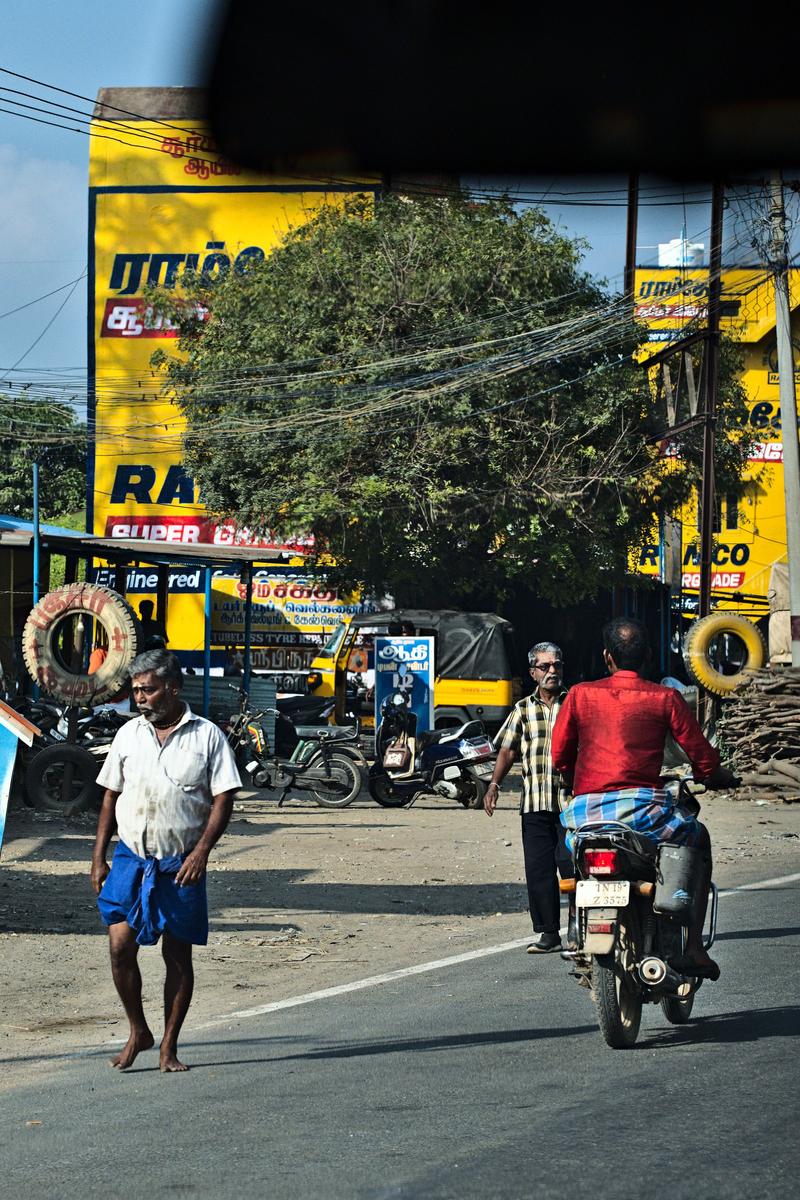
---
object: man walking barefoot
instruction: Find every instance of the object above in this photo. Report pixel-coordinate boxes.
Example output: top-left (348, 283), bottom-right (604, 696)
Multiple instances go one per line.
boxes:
top-left (91, 649), bottom-right (241, 1072)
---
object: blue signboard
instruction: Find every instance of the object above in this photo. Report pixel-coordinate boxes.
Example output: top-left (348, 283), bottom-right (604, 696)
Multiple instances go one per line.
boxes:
top-left (374, 636), bottom-right (435, 735)
top-left (0, 702), bottom-right (40, 858)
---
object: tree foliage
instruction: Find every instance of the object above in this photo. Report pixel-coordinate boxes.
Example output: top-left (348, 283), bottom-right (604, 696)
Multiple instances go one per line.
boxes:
top-left (0, 397), bottom-right (86, 520)
top-left (152, 193), bottom-right (750, 605)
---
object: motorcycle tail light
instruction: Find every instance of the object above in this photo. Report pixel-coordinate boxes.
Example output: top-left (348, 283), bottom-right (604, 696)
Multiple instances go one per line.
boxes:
top-left (584, 849), bottom-right (619, 876)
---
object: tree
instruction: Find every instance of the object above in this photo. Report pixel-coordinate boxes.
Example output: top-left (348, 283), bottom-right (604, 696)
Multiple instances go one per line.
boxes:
top-left (0, 397), bottom-right (86, 520)
top-left (151, 192), bottom-right (750, 605)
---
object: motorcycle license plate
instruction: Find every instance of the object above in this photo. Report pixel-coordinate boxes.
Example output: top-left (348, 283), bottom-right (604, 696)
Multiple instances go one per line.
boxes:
top-left (474, 761), bottom-right (495, 778)
top-left (576, 879), bottom-right (630, 908)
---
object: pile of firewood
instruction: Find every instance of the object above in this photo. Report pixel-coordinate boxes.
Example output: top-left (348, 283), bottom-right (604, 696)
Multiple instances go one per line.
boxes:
top-left (716, 667), bottom-right (800, 803)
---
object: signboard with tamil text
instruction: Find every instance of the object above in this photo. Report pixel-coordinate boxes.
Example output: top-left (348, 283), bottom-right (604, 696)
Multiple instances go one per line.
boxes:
top-left (374, 637), bottom-right (435, 736)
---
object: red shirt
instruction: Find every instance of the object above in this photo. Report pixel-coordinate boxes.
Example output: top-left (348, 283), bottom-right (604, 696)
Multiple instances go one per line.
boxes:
top-left (551, 671), bottom-right (720, 795)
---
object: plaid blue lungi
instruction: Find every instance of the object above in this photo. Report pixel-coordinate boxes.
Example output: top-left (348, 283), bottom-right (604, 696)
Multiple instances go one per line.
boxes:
top-left (97, 840), bottom-right (208, 947)
top-left (560, 787), bottom-right (701, 854)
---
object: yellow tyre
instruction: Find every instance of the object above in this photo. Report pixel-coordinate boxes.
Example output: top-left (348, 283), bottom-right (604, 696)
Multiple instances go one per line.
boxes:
top-left (682, 613), bottom-right (766, 697)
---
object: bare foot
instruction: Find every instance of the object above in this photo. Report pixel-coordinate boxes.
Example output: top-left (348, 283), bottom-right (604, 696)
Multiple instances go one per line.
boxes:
top-left (110, 1028), bottom-right (155, 1070)
top-left (160, 1046), bottom-right (189, 1073)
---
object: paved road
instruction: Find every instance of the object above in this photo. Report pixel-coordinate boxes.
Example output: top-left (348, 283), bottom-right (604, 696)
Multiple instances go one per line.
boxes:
top-left (3, 873), bottom-right (798, 1200)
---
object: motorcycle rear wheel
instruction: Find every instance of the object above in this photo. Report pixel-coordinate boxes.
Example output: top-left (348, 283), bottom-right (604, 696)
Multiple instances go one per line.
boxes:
top-left (592, 912), bottom-right (642, 1049)
top-left (660, 924), bottom-right (696, 1024)
top-left (661, 990), bottom-right (696, 1024)
top-left (307, 752), bottom-right (362, 808)
top-left (458, 775), bottom-right (488, 809)
top-left (368, 771), bottom-right (411, 808)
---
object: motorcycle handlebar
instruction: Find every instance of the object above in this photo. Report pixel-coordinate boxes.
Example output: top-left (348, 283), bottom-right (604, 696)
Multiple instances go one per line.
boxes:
top-left (660, 771), bottom-right (741, 796)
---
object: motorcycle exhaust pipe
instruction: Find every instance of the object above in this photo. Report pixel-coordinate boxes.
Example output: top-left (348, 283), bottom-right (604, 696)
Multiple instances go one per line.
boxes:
top-left (638, 957), bottom-right (690, 993)
top-left (638, 956), bottom-right (668, 986)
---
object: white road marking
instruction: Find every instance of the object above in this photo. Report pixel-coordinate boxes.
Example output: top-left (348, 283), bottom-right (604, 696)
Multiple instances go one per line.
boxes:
top-left (192, 867), bottom-right (800, 1033)
top-left (719, 871), bottom-right (800, 895)
top-left (192, 937), bottom-right (532, 1030)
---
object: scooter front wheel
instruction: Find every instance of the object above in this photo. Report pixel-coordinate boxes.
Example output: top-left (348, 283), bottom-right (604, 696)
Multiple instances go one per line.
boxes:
top-left (368, 770), bottom-right (412, 808)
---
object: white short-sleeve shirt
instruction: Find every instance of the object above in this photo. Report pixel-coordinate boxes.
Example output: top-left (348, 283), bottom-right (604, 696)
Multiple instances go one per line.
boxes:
top-left (96, 705), bottom-right (242, 858)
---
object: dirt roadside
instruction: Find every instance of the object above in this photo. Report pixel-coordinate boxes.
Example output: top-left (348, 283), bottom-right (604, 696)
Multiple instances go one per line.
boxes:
top-left (1, 782), bottom-right (798, 1090)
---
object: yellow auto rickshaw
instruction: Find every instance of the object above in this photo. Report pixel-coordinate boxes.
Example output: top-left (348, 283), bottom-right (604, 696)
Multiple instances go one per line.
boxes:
top-left (306, 609), bottom-right (522, 733)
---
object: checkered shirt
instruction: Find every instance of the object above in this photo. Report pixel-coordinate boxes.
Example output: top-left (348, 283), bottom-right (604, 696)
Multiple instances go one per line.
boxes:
top-left (494, 690), bottom-right (569, 814)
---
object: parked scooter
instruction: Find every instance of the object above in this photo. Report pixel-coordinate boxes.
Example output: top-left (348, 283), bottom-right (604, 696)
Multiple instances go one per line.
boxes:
top-left (560, 777), bottom-right (734, 1049)
top-left (368, 689), bottom-right (496, 808)
top-left (276, 693), bottom-right (368, 772)
top-left (226, 693), bottom-right (362, 809)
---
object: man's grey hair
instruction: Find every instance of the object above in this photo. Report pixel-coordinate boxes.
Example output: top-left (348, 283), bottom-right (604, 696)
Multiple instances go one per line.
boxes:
top-left (128, 648), bottom-right (183, 687)
top-left (528, 641), bottom-right (563, 668)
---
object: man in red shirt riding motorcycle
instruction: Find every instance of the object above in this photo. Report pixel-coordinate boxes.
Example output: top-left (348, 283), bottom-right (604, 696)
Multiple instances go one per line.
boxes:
top-left (551, 617), bottom-right (736, 980)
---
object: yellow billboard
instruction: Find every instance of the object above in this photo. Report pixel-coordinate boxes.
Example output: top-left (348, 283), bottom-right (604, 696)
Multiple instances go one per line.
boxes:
top-left (89, 98), bottom-right (377, 679)
top-left (632, 267), bottom-right (791, 612)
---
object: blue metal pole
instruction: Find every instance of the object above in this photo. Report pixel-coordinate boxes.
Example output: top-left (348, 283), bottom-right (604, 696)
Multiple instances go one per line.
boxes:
top-left (203, 567), bottom-right (212, 718)
top-left (32, 462), bottom-right (41, 699)
top-left (32, 462), bottom-right (41, 605)
top-left (242, 563), bottom-right (254, 696)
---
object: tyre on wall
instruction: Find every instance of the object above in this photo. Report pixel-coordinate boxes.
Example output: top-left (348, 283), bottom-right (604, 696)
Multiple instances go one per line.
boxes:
top-left (682, 612), bottom-right (766, 697)
top-left (22, 584), bottom-right (142, 705)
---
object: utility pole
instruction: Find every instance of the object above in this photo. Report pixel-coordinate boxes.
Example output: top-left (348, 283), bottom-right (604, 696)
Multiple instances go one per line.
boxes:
top-left (624, 174), bottom-right (639, 299)
top-left (769, 171), bottom-right (800, 666)
top-left (32, 461), bottom-right (41, 606)
top-left (698, 181), bottom-right (725, 620)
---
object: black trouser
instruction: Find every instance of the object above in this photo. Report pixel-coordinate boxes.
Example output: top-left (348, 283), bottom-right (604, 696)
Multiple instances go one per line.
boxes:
top-left (521, 811), bottom-right (574, 935)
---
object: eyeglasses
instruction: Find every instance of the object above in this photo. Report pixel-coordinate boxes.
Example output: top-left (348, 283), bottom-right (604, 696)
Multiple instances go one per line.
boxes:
top-left (531, 662), bottom-right (562, 672)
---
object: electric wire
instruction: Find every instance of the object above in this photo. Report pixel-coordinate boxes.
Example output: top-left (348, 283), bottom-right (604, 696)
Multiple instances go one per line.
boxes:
top-left (0, 272), bottom-right (87, 321)
top-left (5, 273), bottom-right (85, 372)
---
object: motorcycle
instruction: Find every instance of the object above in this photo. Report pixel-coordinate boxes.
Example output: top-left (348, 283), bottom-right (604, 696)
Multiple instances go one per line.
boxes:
top-left (2, 693), bottom-right (126, 814)
top-left (560, 778), bottom-right (726, 1049)
top-left (276, 693), bottom-right (369, 773)
top-left (226, 693), bottom-right (363, 809)
top-left (20, 702), bottom-right (129, 812)
top-left (368, 689), bottom-right (496, 808)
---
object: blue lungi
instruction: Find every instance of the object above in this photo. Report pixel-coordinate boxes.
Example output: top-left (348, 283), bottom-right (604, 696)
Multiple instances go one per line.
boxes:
top-left (97, 840), bottom-right (208, 947)
top-left (560, 787), bottom-right (702, 854)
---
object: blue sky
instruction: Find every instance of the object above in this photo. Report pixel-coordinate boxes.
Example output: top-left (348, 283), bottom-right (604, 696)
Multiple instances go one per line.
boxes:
top-left (0, 0), bottom-right (211, 380)
top-left (0, 1), bottom-right (715, 386)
